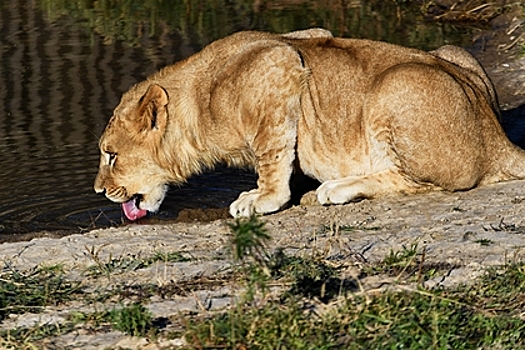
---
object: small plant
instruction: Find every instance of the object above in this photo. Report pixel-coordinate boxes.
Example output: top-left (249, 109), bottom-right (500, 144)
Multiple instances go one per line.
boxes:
top-left (227, 215), bottom-right (271, 265)
top-left (383, 244), bottom-right (418, 266)
top-left (364, 244), bottom-right (420, 278)
top-left (268, 249), bottom-right (353, 302)
top-left (147, 250), bottom-right (190, 264)
top-left (109, 303), bottom-right (154, 337)
top-left (227, 215), bottom-right (273, 303)
top-left (84, 247), bottom-right (191, 279)
top-left (475, 238), bottom-right (494, 246)
top-left (487, 218), bottom-right (525, 234)
top-left (0, 322), bottom-right (76, 348)
top-left (0, 265), bottom-right (81, 321)
top-left (519, 42), bottom-right (525, 58)
top-left (0, 304), bottom-right (156, 347)
top-left (320, 223), bottom-right (381, 235)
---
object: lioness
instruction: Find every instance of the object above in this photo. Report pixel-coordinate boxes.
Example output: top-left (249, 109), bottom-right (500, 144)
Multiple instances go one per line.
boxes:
top-left (94, 28), bottom-right (525, 220)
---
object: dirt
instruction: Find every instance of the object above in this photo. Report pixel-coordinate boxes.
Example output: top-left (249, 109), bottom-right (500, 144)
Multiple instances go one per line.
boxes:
top-left (1, 6), bottom-right (525, 350)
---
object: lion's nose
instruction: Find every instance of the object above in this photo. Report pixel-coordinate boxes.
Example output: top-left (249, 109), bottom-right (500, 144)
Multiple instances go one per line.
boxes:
top-left (94, 172), bottom-right (106, 194)
top-left (95, 187), bottom-right (106, 194)
top-left (94, 180), bottom-right (106, 194)
top-left (94, 186), bottom-right (106, 195)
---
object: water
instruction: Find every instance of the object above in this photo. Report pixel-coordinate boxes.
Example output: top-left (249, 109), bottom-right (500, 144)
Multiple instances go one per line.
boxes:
top-left (0, 0), bottom-right (480, 239)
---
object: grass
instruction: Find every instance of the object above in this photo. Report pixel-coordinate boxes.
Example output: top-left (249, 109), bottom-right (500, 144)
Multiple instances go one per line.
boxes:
top-left (362, 243), bottom-right (420, 278)
top-left (0, 248), bottom-right (188, 347)
top-left (319, 223), bottom-right (381, 235)
top-left (475, 238), bottom-right (494, 246)
top-left (0, 264), bottom-right (82, 322)
top-left (108, 303), bottom-right (155, 337)
top-left (84, 246), bottom-right (191, 278)
top-left (1, 216), bottom-right (524, 349)
top-left (0, 323), bottom-right (77, 349)
top-left (185, 261), bottom-right (525, 349)
top-left (268, 249), bottom-right (355, 302)
top-left (70, 303), bottom-right (156, 338)
top-left (0, 303), bottom-right (155, 348)
top-left (183, 216), bottom-right (525, 349)
top-left (227, 215), bottom-right (271, 265)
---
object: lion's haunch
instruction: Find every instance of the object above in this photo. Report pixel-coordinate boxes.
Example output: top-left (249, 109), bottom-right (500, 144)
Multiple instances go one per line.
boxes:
top-left (122, 199), bottom-right (147, 221)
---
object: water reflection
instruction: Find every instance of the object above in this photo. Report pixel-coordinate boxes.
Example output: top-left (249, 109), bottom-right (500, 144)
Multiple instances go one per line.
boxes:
top-left (0, 0), bottom-right (479, 237)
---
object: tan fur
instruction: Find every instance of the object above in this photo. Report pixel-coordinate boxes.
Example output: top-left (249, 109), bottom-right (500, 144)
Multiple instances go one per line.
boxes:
top-left (94, 29), bottom-right (525, 218)
top-left (430, 45), bottom-right (500, 118)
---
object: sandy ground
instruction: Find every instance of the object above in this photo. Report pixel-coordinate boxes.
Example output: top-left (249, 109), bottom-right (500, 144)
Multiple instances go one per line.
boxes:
top-left (1, 7), bottom-right (525, 350)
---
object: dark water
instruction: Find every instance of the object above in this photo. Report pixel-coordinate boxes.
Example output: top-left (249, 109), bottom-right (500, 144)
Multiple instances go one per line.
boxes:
top-left (0, 0), bottom-right (482, 239)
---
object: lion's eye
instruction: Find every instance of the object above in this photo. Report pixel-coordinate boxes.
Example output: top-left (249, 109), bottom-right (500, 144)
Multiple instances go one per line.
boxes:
top-left (107, 152), bottom-right (117, 166)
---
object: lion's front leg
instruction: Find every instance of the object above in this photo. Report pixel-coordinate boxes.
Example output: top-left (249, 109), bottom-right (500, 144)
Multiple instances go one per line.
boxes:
top-left (229, 107), bottom-right (298, 217)
top-left (223, 44), bottom-right (305, 217)
top-left (229, 133), bottom-right (296, 217)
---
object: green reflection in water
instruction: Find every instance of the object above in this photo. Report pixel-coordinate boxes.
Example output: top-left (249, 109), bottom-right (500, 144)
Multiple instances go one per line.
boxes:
top-left (37, 0), bottom-right (478, 50)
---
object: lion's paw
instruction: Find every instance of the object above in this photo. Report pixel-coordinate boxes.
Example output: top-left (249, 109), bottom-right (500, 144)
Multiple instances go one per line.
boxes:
top-left (316, 180), bottom-right (360, 205)
top-left (229, 189), bottom-right (284, 217)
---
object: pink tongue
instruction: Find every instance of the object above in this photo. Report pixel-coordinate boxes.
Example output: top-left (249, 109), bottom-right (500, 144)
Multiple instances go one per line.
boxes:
top-left (122, 199), bottom-right (148, 221)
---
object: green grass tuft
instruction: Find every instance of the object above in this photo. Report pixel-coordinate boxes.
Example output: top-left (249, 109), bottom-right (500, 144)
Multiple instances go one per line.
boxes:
top-left (84, 247), bottom-right (190, 278)
top-left (475, 238), bottom-right (494, 246)
top-left (227, 215), bottom-right (271, 265)
top-left (109, 303), bottom-right (155, 337)
top-left (0, 265), bottom-right (82, 321)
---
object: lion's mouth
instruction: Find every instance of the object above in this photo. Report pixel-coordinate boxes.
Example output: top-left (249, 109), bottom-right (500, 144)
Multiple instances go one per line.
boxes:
top-left (122, 195), bottom-right (148, 221)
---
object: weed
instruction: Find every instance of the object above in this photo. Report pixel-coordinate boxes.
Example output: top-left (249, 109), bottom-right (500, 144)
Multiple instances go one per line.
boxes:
top-left (363, 244), bottom-right (420, 278)
top-left (0, 322), bottom-right (76, 349)
top-left (383, 243), bottom-right (418, 266)
top-left (363, 245), bottom-right (461, 284)
top-left (487, 218), bottom-right (525, 234)
top-left (187, 299), bottom-right (334, 350)
top-left (84, 247), bottom-right (190, 278)
top-left (69, 309), bottom-right (109, 328)
top-left (84, 253), bottom-right (144, 279)
top-left (458, 263), bottom-right (525, 314)
top-left (269, 249), bottom-right (356, 302)
top-left (147, 250), bottom-right (190, 264)
top-left (0, 303), bottom-right (156, 347)
top-left (227, 215), bottom-right (272, 303)
top-left (475, 238), bottom-right (494, 246)
top-left (519, 42), bottom-right (525, 58)
top-left (109, 303), bottom-right (155, 337)
top-left (3, 215), bottom-right (524, 349)
top-left (227, 215), bottom-right (271, 265)
top-left (0, 265), bottom-right (82, 321)
top-left (320, 223), bottom-right (381, 234)
top-left (70, 303), bottom-right (156, 337)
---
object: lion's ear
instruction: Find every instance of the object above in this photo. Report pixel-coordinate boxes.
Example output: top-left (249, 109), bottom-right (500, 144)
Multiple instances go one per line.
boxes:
top-left (132, 83), bottom-right (169, 134)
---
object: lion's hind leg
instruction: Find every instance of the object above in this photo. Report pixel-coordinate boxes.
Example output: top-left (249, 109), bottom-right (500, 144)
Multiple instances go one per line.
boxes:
top-left (316, 168), bottom-right (421, 205)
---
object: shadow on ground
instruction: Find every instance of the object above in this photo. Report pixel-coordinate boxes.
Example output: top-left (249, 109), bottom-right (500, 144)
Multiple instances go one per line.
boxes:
top-left (502, 104), bottom-right (525, 148)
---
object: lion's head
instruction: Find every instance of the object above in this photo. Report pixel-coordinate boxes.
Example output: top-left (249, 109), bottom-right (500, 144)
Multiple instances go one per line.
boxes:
top-left (94, 84), bottom-right (171, 220)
